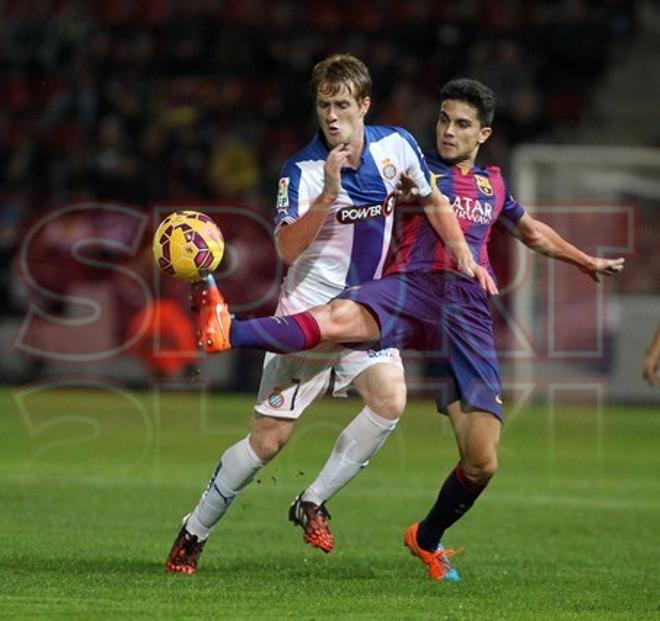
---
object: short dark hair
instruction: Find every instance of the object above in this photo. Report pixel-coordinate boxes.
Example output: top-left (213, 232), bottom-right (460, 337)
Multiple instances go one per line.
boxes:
top-left (312, 53), bottom-right (372, 101)
top-left (440, 79), bottom-right (496, 127)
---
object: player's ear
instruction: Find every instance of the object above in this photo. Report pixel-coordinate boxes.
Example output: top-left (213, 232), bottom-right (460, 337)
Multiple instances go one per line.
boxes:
top-left (360, 96), bottom-right (371, 116)
top-left (478, 126), bottom-right (492, 144)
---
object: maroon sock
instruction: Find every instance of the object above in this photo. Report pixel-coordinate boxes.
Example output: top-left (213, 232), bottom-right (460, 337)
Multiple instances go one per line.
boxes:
top-left (229, 311), bottom-right (321, 353)
top-left (416, 463), bottom-right (487, 550)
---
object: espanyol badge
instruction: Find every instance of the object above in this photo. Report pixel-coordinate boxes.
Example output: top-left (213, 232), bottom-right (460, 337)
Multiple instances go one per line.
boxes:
top-left (475, 175), bottom-right (493, 196)
top-left (382, 159), bottom-right (397, 180)
top-left (267, 387), bottom-right (285, 409)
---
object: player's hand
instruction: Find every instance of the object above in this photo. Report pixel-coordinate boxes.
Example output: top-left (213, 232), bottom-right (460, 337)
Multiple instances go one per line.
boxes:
top-left (472, 264), bottom-right (499, 295)
top-left (580, 256), bottom-right (625, 282)
top-left (456, 255), bottom-right (499, 295)
top-left (643, 351), bottom-right (660, 386)
top-left (322, 143), bottom-right (351, 200)
top-left (643, 326), bottom-right (660, 387)
top-left (395, 172), bottom-right (421, 204)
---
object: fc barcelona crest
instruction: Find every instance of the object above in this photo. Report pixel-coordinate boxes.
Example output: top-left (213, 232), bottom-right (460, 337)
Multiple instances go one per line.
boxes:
top-left (475, 175), bottom-right (493, 196)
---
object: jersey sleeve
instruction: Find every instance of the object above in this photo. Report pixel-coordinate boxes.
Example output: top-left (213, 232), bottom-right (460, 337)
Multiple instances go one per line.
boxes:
top-left (396, 128), bottom-right (433, 198)
top-left (274, 160), bottom-right (302, 231)
top-left (498, 179), bottom-right (526, 225)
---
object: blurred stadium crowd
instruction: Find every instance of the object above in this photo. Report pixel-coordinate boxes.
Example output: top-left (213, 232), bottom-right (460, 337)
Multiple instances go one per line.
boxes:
top-left (0, 0), bottom-right (643, 383)
top-left (1, 0), bottom-right (637, 207)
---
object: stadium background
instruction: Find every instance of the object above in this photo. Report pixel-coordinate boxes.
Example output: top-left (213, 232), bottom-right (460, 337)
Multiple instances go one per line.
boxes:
top-left (0, 0), bottom-right (656, 402)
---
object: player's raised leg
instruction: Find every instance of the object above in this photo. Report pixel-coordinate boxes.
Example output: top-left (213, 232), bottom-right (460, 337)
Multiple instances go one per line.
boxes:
top-left (290, 358), bottom-right (406, 552)
top-left (192, 274), bottom-right (381, 354)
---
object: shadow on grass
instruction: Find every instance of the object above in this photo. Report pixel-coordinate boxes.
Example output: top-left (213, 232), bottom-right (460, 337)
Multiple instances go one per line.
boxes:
top-left (5, 553), bottom-right (392, 583)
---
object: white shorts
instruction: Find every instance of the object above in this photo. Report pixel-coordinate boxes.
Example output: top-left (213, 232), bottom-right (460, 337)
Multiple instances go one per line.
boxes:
top-left (254, 344), bottom-right (402, 419)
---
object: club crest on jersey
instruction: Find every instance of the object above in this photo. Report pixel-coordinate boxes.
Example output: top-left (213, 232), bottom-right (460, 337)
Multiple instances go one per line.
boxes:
top-left (267, 386), bottom-right (285, 409)
top-left (382, 159), bottom-right (397, 180)
top-left (475, 175), bottom-right (493, 196)
top-left (277, 177), bottom-right (290, 211)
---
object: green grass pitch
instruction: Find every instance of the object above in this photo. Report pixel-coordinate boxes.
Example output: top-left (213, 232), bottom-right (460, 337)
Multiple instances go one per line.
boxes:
top-left (1, 386), bottom-right (658, 620)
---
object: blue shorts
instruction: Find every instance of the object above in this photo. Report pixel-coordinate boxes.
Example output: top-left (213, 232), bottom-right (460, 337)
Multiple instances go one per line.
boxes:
top-left (337, 272), bottom-right (503, 420)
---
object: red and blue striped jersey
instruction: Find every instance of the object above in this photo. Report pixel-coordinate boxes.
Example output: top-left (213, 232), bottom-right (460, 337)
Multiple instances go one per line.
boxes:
top-left (386, 152), bottom-right (525, 280)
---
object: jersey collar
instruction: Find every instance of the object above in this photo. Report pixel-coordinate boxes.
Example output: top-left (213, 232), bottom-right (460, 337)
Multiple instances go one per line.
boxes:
top-left (434, 153), bottom-right (489, 176)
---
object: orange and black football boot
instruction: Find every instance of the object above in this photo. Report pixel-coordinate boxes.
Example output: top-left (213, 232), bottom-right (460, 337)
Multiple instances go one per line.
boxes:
top-left (289, 493), bottom-right (335, 553)
top-left (165, 519), bottom-right (207, 575)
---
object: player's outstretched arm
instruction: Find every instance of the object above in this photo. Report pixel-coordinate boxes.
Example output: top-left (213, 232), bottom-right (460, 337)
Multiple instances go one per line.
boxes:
top-left (643, 324), bottom-right (660, 386)
top-left (420, 186), bottom-right (498, 294)
top-left (513, 213), bottom-right (625, 282)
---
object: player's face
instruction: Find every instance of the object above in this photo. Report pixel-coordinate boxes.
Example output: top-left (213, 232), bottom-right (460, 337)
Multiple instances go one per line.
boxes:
top-left (316, 82), bottom-right (370, 149)
top-left (436, 99), bottom-right (492, 165)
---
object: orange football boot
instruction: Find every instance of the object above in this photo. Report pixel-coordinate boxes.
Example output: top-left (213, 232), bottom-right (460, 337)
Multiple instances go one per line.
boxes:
top-left (190, 275), bottom-right (231, 353)
top-left (403, 522), bottom-right (462, 581)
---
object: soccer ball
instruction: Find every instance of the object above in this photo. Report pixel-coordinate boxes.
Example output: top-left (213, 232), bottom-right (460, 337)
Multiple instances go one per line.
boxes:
top-left (153, 211), bottom-right (224, 283)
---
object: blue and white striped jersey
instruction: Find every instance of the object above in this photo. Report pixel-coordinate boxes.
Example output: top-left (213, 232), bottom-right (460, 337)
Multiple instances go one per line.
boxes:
top-left (274, 126), bottom-right (432, 313)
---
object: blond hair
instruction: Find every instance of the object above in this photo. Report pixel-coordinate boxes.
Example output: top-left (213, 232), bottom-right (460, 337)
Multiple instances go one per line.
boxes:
top-left (311, 53), bottom-right (372, 101)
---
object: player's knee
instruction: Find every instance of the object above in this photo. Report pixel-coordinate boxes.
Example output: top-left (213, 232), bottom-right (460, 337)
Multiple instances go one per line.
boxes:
top-left (462, 454), bottom-right (498, 485)
top-left (365, 382), bottom-right (407, 419)
top-left (479, 458), bottom-right (498, 481)
top-left (249, 432), bottom-right (287, 461)
top-left (249, 419), bottom-right (293, 461)
top-left (320, 299), bottom-right (356, 341)
top-left (323, 300), bottom-right (346, 339)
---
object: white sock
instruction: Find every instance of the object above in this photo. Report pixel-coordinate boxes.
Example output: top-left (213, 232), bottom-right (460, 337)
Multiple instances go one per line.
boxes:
top-left (301, 407), bottom-right (398, 506)
top-left (186, 436), bottom-right (266, 540)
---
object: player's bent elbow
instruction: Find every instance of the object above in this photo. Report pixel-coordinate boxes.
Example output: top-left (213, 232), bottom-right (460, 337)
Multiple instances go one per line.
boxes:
top-left (274, 231), bottom-right (300, 267)
top-left (521, 228), bottom-right (545, 251)
top-left (275, 244), bottom-right (296, 267)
